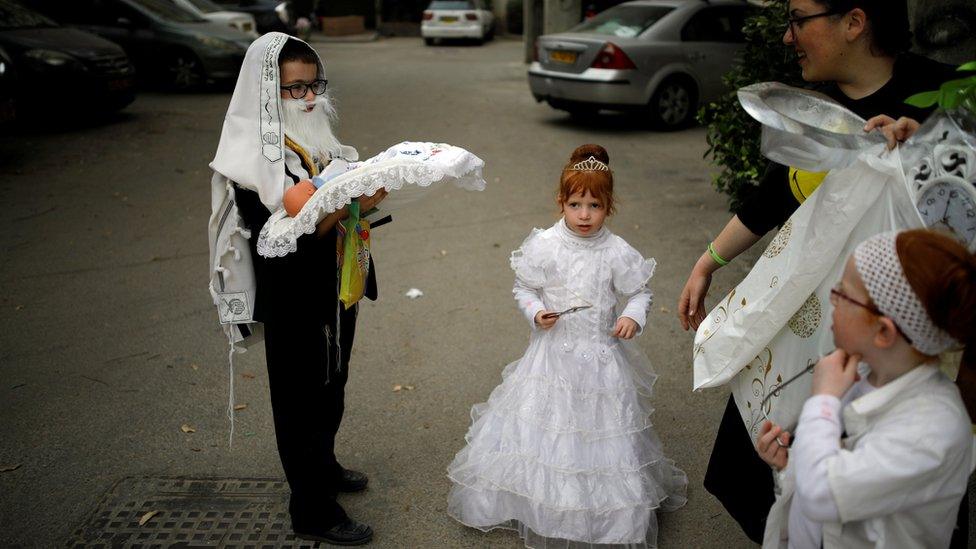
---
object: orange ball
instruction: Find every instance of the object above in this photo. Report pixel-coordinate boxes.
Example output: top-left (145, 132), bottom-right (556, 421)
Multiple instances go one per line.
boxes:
top-left (283, 179), bottom-right (316, 217)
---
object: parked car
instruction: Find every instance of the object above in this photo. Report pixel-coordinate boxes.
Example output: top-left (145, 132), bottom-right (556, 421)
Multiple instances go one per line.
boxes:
top-left (0, 44), bottom-right (17, 122)
top-left (21, 0), bottom-right (253, 90)
top-left (0, 0), bottom-right (135, 115)
top-left (169, 0), bottom-right (260, 38)
top-left (208, 0), bottom-right (289, 35)
top-left (422, 0), bottom-right (495, 45)
top-left (528, 0), bottom-right (754, 129)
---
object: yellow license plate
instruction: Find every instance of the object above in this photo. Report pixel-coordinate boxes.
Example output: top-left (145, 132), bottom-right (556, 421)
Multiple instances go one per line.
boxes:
top-left (549, 50), bottom-right (578, 64)
top-left (440, 16), bottom-right (458, 23)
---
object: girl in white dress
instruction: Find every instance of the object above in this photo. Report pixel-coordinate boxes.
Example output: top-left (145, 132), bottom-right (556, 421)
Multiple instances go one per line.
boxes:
top-left (447, 145), bottom-right (687, 548)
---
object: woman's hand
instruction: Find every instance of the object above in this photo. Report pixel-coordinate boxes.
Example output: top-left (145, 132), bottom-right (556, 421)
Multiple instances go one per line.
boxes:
top-left (756, 420), bottom-right (790, 471)
top-left (612, 317), bottom-right (639, 339)
top-left (534, 311), bottom-right (557, 330)
top-left (812, 349), bottom-right (861, 398)
top-left (864, 115), bottom-right (920, 150)
top-left (678, 263), bottom-right (712, 331)
top-left (358, 188), bottom-right (388, 212)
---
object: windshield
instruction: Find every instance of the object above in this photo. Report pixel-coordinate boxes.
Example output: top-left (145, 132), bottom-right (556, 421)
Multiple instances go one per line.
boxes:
top-left (571, 5), bottom-right (673, 38)
top-left (184, 0), bottom-right (223, 14)
top-left (428, 1), bottom-right (474, 9)
top-left (0, 0), bottom-right (57, 30)
top-left (130, 0), bottom-right (207, 22)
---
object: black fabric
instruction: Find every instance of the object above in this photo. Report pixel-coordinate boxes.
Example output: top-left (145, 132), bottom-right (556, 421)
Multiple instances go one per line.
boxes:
top-left (704, 395), bottom-right (775, 544)
top-left (233, 184), bottom-right (378, 324)
top-left (264, 305), bottom-right (357, 529)
top-left (736, 53), bottom-right (958, 236)
top-left (232, 180), bottom-right (380, 529)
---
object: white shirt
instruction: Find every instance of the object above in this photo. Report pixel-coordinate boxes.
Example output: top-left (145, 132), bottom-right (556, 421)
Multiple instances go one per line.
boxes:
top-left (764, 364), bottom-right (974, 549)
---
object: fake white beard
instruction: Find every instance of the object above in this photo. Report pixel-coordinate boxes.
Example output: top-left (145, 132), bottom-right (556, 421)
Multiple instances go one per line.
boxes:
top-left (281, 93), bottom-right (342, 163)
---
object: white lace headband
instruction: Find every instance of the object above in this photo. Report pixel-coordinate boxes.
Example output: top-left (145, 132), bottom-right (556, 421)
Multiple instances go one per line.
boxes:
top-left (571, 156), bottom-right (610, 172)
top-left (853, 231), bottom-right (961, 355)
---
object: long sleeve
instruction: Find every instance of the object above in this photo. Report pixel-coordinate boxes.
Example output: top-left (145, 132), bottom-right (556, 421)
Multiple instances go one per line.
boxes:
top-left (513, 278), bottom-right (546, 330)
top-left (619, 286), bottom-right (652, 333)
top-left (793, 395), bottom-right (843, 523)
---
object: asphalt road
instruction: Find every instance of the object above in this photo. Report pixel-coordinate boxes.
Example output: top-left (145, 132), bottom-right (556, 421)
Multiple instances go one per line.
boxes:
top-left (1, 36), bottom-right (768, 547)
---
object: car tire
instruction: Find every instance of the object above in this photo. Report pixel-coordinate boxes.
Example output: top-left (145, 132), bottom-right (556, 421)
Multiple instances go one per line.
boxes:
top-left (166, 51), bottom-right (205, 91)
top-left (648, 75), bottom-right (696, 131)
top-left (424, 37), bottom-right (435, 46)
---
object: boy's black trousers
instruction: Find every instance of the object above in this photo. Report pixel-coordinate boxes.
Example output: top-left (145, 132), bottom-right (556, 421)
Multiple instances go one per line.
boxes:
top-left (263, 306), bottom-right (357, 530)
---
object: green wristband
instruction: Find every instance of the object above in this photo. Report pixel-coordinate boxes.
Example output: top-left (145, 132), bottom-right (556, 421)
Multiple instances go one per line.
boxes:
top-left (708, 242), bottom-right (730, 267)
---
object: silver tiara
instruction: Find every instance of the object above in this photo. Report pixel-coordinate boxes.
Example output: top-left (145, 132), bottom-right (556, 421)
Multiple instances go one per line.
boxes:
top-left (571, 156), bottom-right (610, 172)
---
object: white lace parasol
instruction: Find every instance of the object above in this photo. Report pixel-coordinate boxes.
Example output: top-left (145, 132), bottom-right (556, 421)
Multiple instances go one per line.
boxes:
top-left (257, 141), bottom-right (486, 258)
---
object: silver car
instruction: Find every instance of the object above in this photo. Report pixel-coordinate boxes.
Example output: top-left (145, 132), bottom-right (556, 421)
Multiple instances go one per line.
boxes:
top-left (528, 0), bottom-right (754, 129)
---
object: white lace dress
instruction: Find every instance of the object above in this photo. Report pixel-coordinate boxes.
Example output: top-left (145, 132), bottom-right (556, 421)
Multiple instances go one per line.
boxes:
top-left (447, 219), bottom-right (687, 549)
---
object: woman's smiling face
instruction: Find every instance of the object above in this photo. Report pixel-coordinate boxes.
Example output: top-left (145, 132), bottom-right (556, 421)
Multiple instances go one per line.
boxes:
top-left (783, 0), bottom-right (849, 82)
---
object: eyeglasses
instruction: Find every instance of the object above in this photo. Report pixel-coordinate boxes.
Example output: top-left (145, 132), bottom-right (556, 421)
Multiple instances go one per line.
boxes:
top-left (829, 286), bottom-right (881, 315)
top-left (280, 79), bottom-right (328, 99)
top-left (785, 10), bottom-right (839, 37)
top-left (829, 285), bottom-right (914, 345)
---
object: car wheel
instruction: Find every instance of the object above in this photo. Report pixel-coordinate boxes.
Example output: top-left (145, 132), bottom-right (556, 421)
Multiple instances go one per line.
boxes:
top-left (648, 76), bottom-right (696, 130)
top-left (424, 37), bottom-right (435, 46)
top-left (167, 52), bottom-right (205, 91)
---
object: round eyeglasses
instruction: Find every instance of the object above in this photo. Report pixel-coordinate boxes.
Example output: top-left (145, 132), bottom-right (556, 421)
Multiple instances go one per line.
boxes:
top-left (280, 79), bottom-right (328, 99)
top-left (829, 285), bottom-right (913, 345)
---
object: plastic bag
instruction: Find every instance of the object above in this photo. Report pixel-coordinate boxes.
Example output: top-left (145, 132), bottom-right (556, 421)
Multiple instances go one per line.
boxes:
top-left (337, 201), bottom-right (371, 310)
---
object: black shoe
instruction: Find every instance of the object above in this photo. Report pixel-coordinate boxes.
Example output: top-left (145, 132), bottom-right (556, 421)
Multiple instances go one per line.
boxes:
top-left (337, 468), bottom-right (369, 493)
top-left (294, 518), bottom-right (373, 546)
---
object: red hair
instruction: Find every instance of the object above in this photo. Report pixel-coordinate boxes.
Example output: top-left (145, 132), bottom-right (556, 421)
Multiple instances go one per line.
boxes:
top-left (896, 229), bottom-right (976, 419)
top-left (557, 144), bottom-right (615, 215)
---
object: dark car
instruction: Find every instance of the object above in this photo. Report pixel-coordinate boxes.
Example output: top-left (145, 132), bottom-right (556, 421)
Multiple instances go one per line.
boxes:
top-left (0, 0), bottom-right (135, 115)
top-left (209, 0), bottom-right (289, 34)
top-left (22, 0), bottom-right (253, 90)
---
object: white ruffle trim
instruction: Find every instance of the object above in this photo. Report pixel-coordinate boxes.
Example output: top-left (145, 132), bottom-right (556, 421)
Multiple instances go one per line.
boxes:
top-left (257, 142), bottom-right (485, 258)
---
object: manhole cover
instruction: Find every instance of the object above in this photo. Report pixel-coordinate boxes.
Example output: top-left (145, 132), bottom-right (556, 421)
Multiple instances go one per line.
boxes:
top-left (66, 477), bottom-right (319, 548)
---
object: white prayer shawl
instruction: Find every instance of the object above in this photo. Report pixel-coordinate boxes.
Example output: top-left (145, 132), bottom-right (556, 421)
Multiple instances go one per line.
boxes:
top-left (207, 32), bottom-right (356, 342)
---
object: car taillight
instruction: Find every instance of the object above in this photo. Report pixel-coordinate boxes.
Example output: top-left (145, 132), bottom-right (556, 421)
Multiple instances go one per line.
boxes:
top-left (590, 42), bottom-right (636, 70)
top-left (422, 11), bottom-right (433, 20)
top-left (465, 12), bottom-right (478, 21)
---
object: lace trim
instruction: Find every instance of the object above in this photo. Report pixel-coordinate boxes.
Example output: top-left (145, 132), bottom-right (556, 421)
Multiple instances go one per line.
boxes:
top-left (256, 148), bottom-right (485, 258)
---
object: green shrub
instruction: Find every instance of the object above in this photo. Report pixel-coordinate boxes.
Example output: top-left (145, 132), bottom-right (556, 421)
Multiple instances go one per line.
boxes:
top-left (698, 1), bottom-right (804, 212)
top-left (905, 61), bottom-right (976, 113)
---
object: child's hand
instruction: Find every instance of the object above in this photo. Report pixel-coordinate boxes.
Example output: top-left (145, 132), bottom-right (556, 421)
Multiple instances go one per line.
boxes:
top-left (756, 420), bottom-right (790, 471)
top-left (612, 317), bottom-right (638, 339)
top-left (535, 311), bottom-right (557, 330)
top-left (812, 349), bottom-right (861, 398)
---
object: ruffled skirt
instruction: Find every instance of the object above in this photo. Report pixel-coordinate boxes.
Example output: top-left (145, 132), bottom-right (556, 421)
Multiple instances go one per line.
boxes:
top-left (447, 336), bottom-right (687, 548)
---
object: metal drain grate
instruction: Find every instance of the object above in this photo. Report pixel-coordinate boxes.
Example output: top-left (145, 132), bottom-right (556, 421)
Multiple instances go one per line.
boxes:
top-left (66, 477), bottom-right (320, 548)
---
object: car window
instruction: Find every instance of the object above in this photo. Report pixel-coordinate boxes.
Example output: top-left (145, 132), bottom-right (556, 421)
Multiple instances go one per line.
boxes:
top-left (570, 5), bottom-right (673, 38)
top-left (184, 0), bottom-right (223, 13)
top-left (129, 0), bottom-right (207, 22)
top-left (0, 0), bottom-right (57, 29)
top-left (681, 6), bottom-right (749, 43)
top-left (428, 1), bottom-right (475, 9)
top-left (25, 0), bottom-right (146, 26)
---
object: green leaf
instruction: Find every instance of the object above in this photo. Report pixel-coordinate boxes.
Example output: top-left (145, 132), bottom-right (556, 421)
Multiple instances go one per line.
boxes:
top-left (904, 90), bottom-right (940, 108)
top-left (957, 61), bottom-right (976, 72)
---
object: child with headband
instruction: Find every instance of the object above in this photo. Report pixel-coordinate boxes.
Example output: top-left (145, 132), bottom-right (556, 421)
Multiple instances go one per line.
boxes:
top-left (757, 229), bottom-right (975, 548)
top-left (446, 144), bottom-right (687, 548)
